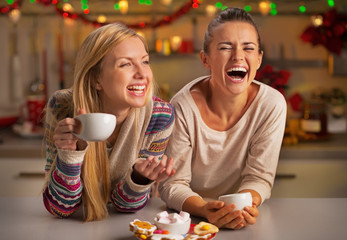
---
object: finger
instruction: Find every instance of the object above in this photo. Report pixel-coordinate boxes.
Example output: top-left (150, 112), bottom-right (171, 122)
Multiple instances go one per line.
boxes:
top-left (147, 158), bottom-right (162, 177)
top-left (133, 159), bottom-right (148, 173)
top-left (216, 209), bottom-right (243, 228)
top-left (207, 203), bottom-right (234, 223)
top-left (244, 206), bottom-right (259, 218)
top-left (165, 157), bottom-right (174, 175)
top-left (78, 109), bottom-right (86, 115)
top-left (206, 201), bottom-right (225, 211)
top-left (137, 157), bottom-right (155, 176)
top-left (242, 210), bottom-right (257, 225)
top-left (53, 132), bottom-right (77, 141)
top-left (221, 214), bottom-right (245, 229)
top-left (54, 139), bottom-right (77, 150)
top-left (155, 168), bottom-right (169, 183)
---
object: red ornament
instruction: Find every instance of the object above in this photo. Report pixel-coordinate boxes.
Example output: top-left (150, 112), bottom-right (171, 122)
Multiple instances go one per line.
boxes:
top-left (300, 9), bottom-right (347, 55)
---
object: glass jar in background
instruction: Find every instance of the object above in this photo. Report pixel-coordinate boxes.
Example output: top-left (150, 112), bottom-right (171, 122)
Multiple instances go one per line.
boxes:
top-left (301, 101), bottom-right (327, 136)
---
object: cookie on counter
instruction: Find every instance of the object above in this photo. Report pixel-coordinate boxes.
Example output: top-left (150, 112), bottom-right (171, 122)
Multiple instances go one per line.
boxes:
top-left (130, 219), bottom-right (157, 237)
top-left (193, 222), bottom-right (219, 236)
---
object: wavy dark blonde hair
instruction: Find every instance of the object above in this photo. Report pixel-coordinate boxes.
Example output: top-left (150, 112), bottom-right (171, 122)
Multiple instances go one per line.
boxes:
top-left (46, 22), bottom-right (152, 221)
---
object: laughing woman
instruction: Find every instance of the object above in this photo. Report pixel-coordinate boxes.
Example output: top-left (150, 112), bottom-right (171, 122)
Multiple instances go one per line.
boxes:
top-left (43, 23), bottom-right (175, 221)
top-left (159, 8), bottom-right (286, 229)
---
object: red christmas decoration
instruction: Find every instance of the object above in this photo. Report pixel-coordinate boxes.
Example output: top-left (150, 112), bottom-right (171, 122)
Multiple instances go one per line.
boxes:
top-left (1, 0), bottom-right (201, 29)
top-left (300, 9), bottom-right (347, 55)
top-left (255, 65), bottom-right (291, 97)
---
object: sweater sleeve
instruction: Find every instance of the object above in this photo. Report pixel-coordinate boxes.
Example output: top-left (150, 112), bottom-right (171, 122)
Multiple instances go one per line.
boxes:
top-left (238, 88), bottom-right (287, 203)
top-left (42, 91), bottom-right (86, 218)
top-left (110, 96), bottom-right (175, 212)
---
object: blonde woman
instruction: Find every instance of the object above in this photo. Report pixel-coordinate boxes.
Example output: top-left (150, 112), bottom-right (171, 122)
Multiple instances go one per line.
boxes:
top-left (43, 22), bottom-right (175, 221)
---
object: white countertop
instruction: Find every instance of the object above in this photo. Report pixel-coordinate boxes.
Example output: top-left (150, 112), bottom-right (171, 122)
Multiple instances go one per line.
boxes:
top-left (0, 197), bottom-right (346, 240)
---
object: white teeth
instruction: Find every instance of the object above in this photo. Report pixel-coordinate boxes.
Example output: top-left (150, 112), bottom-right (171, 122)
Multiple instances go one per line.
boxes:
top-left (228, 67), bottom-right (247, 72)
top-left (128, 85), bottom-right (145, 90)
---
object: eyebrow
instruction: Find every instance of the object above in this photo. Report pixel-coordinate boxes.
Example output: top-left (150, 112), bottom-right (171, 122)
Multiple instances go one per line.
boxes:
top-left (217, 41), bottom-right (257, 46)
top-left (114, 54), bottom-right (149, 61)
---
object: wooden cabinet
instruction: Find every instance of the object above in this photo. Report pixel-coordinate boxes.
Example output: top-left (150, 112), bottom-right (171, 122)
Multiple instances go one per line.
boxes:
top-left (0, 158), bottom-right (45, 197)
top-left (272, 159), bottom-right (347, 198)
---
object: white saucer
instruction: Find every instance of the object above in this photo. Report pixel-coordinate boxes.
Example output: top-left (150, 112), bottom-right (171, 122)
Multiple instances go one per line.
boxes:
top-left (12, 123), bottom-right (44, 138)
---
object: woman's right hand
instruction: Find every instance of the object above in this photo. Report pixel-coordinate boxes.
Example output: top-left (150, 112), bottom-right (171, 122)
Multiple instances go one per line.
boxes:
top-left (53, 109), bottom-right (86, 150)
top-left (203, 201), bottom-right (246, 230)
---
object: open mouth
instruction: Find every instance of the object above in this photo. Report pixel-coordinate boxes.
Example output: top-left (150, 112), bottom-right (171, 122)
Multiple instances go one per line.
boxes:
top-left (127, 85), bottom-right (146, 95)
top-left (227, 67), bottom-right (247, 81)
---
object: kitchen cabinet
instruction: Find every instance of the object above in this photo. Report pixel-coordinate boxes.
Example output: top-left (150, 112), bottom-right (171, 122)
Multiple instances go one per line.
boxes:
top-left (0, 158), bottom-right (45, 197)
top-left (273, 158), bottom-right (347, 198)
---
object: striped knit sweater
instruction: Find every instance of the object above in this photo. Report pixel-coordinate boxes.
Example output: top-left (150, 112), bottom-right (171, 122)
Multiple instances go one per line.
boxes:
top-left (43, 89), bottom-right (174, 218)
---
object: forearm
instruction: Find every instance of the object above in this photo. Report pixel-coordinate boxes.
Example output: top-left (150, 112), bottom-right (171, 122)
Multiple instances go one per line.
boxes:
top-left (43, 155), bottom-right (83, 218)
top-left (182, 196), bottom-right (208, 219)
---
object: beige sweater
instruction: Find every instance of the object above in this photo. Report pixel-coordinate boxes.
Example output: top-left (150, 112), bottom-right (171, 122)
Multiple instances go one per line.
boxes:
top-left (159, 76), bottom-right (287, 211)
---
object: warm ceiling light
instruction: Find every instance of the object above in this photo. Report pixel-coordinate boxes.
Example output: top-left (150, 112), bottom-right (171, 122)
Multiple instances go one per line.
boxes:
top-left (206, 5), bottom-right (217, 17)
top-left (259, 1), bottom-right (271, 16)
top-left (161, 0), bottom-right (172, 6)
top-left (63, 3), bottom-right (74, 12)
top-left (311, 15), bottom-right (323, 27)
top-left (170, 36), bottom-right (182, 52)
top-left (119, 0), bottom-right (128, 15)
top-left (97, 15), bottom-right (107, 23)
top-left (8, 9), bottom-right (21, 23)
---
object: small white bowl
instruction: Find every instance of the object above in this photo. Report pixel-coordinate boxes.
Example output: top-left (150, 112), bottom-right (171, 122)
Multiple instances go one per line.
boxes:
top-left (154, 217), bottom-right (191, 235)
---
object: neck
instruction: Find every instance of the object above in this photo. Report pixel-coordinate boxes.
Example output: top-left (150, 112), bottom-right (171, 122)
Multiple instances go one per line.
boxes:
top-left (207, 80), bottom-right (249, 120)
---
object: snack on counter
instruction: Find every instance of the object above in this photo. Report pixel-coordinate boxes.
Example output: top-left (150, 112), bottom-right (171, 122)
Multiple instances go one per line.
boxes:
top-left (154, 211), bottom-right (191, 235)
top-left (149, 234), bottom-right (184, 240)
top-left (129, 216), bottom-right (218, 239)
top-left (193, 222), bottom-right (219, 236)
top-left (184, 234), bottom-right (212, 240)
top-left (130, 219), bottom-right (157, 237)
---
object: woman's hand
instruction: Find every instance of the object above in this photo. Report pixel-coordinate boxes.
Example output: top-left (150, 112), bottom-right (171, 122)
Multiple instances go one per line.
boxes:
top-left (53, 109), bottom-right (86, 150)
top-left (203, 201), bottom-right (246, 230)
top-left (242, 204), bottom-right (259, 226)
top-left (132, 155), bottom-right (176, 185)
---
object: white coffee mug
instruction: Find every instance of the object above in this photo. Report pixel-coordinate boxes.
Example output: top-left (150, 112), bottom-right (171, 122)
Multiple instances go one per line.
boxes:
top-left (218, 192), bottom-right (252, 211)
top-left (74, 113), bottom-right (116, 142)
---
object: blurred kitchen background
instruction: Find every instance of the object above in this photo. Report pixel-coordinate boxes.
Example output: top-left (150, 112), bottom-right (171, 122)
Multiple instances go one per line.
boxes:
top-left (0, 0), bottom-right (346, 199)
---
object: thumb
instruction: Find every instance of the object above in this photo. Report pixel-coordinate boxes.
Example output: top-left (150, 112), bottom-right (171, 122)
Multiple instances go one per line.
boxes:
top-left (206, 201), bottom-right (225, 210)
top-left (78, 109), bottom-right (86, 115)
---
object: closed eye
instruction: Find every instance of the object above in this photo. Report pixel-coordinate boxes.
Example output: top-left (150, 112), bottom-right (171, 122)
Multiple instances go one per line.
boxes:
top-left (120, 63), bottom-right (131, 67)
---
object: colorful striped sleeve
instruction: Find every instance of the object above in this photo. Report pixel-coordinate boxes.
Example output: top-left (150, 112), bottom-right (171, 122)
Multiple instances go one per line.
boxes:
top-left (42, 91), bottom-right (85, 218)
top-left (43, 154), bottom-right (83, 218)
top-left (110, 96), bottom-right (175, 212)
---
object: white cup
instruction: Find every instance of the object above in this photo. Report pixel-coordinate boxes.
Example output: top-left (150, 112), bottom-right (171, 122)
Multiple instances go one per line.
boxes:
top-left (218, 192), bottom-right (252, 211)
top-left (74, 113), bottom-right (116, 142)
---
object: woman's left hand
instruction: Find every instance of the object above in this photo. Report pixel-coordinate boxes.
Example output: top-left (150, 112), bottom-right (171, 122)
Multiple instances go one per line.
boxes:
top-left (242, 204), bottom-right (259, 226)
top-left (132, 155), bottom-right (176, 184)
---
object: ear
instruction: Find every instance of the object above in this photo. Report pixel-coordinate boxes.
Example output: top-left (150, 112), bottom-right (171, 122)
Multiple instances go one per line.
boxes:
top-left (200, 50), bottom-right (210, 69)
top-left (95, 80), bottom-right (102, 90)
top-left (257, 50), bottom-right (264, 70)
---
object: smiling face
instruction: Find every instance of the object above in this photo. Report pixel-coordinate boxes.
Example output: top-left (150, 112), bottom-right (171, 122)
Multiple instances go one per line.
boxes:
top-left (201, 21), bottom-right (263, 96)
top-left (95, 36), bottom-right (153, 113)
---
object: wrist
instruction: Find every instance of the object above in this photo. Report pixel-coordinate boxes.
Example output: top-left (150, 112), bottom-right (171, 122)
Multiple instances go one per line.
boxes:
top-left (131, 168), bottom-right (152, 185)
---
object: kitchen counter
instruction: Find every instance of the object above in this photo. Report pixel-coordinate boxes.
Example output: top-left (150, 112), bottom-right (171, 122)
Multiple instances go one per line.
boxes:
top-left (0, 127), bottom-right (43, 158)
top-left (280, 133), bottom-right (347, 159)
top-left (0, 197), bottom-right (346, 240)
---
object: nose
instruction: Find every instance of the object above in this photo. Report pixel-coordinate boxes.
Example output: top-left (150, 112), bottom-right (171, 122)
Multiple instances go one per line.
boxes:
top-left (232, 47), bottom-right (244, 62)
top-left (134, 63), bottom-right (146, 79)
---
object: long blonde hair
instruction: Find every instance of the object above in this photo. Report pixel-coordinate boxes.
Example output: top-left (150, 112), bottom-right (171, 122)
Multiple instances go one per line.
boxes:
top-left (47, 22), bottom-right (151, 221)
